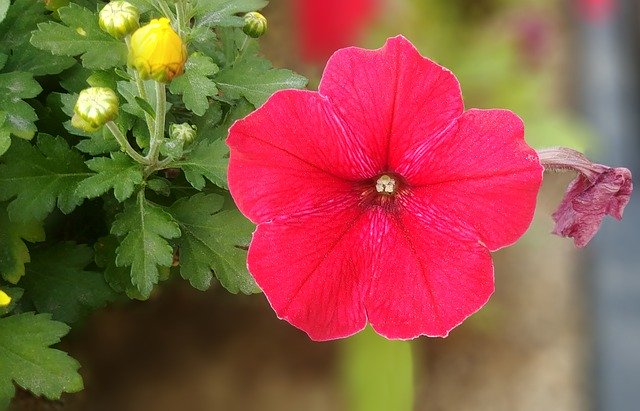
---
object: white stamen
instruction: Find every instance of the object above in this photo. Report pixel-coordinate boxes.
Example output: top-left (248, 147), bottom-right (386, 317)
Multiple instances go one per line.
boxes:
top-left (376, 175), bottom-right (396, 194)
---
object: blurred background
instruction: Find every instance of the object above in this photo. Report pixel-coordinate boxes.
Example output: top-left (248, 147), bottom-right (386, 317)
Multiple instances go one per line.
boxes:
top-left (12, 0), bottom-right (639, 410)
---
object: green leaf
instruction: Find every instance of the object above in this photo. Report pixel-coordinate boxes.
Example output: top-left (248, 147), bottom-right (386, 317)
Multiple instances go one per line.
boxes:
top-left (0, 205), bottom-right (45, 284)
top-left (215, 57), bottom-right (307, 107)
top-left (30, 3), bottom-right (127, 70)
top-left (341, 327), bottom-right (414, 411)
top-left (111, 191), bottom-right (181, 298)
top-left (170, 194), bottom-right (258, 293)
top-left (0, 0), bottom-right (75, 75)
top-left (169, 53), bottom-right (219, 116)
top-left (196, 0), bottom-right (268, 27)
top-left (20, 243), bottom-right (117, 324)
top-left (0, 134), bottom-right (90, 222)
top-left (0, 71), bottom-right (42, 141)
top-left (0, 312), bottom-right (83, 408)
top-left (0, 0), bottom-right (9, 24)
top-left (94, 236), bottom-right (145, 300)
top-left (75, 152), bottom-right (144, 202)
top-left (173, 139), bottom-right (229, 189)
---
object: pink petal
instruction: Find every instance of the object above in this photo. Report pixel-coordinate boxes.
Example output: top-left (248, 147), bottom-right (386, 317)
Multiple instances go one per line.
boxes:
top-left (552, 166), bottom-right (632, 247)
top-left (365, 197), bottom-right (495, 339)
top-left (397, 109), bottom-right (543, 250)
top-left (318, 35), bottom-right (463, 171)
top-left (227, 89), bottom-right (375, 224)
top-left (247, 200), bottom-right (372, 341)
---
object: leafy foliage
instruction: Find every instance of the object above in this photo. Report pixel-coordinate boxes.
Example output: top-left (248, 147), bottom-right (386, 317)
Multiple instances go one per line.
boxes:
top-left (111, 191), bottom-right (181, 298)
top-left (30, 3), bottom-right (127, 70)
top-left (174, 139), bottom-right (230, 189)
top-left (0, 313), bottom-right (83, 408)
top-left (76, 152), bottom-right (144, 202)
top-left (0, 134), bottom-right (89, 222)
top-left (0, 205), bottom-right (44, 284)
top-left (20, 243), bottom-right (117, 324)
top-left (170, 194), bottom-right (258, 293)
top-left (169, 53), bottom-right (219, 116)
top-left (0, 0), bottom-right (308, 406)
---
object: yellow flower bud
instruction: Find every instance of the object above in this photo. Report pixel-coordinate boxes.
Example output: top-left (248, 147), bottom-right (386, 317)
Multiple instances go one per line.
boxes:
top-left (243, 12), bottom-right (267, 38)
top-left (73, 87), bottom-right (119, 130)
top-left (0, 290), bottom-right (11, 307)
top-left (99, 1), bottom-right (140, 39)
top-left (128, 18), bottom-right (187, 83)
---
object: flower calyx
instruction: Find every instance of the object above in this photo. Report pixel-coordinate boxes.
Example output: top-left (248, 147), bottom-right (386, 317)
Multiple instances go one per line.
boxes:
top-left (73, 87), bottom-right (119, 132)
top-left (243, 12), bottom-right (268, 38)
top-left (128, 17), bottom-right (187, 83)
top-left (99, 1), bottom-right (140, 39)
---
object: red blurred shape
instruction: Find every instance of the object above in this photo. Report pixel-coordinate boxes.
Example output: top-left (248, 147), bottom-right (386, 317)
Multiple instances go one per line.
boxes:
top-left (295, 0), bottom-right (378, 63)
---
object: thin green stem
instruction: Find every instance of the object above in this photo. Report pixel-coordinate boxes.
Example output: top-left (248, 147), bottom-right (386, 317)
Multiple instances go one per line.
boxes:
top-left (105, 121), bottom-right (149, 165)
top-left (175, 0), bottom-right (186, 38)
top-left (145, 81), bottom-right (166, 165)
top-left (125, 37), bottom-right (155, 136)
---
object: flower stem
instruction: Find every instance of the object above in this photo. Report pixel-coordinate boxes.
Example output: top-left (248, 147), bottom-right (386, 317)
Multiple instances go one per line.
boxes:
top-left (125, 36), bottom-right (155, 136)
top-left (537, 147), bottom-right (599, 179)
top-left (105, 121), bottom-right (149, 165)
top-left (175, 0), bottom-right (186, 38)
top-left (145, 81), bottom-right (166, 165)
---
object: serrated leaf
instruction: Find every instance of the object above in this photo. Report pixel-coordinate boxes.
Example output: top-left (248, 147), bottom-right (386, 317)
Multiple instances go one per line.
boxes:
top-left (169, 53), bottom-right (219, 116)
top-left (170, 193), bottom-right (259, 293)
top-left (174, 139), bottom-right (229, 189)
top-left (20, 243), bottom-right (117, 324)
top-left (0, 205), bottom-right (45, 284)
top-left (0, 312), bottom-right (83, 408)
top-left (111, 191), bottom-right (181, 298)
top-left (30, 3), bottom-right (127, 70)
top-left (215, 59), bottom-right (308, 107)
top-left (196, 0), bottom-right (268, 27)
top-left (76, 152), bottom-right (144, 202)
top-left (0, 71), bottom-right (42, 141)
top-left (0, 134), bottom-right (90, 222)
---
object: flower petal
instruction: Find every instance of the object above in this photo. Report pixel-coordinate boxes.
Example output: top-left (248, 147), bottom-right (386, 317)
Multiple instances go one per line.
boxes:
top-left (318, 35), bottom-right (463, 171)
top-left (227, 89), bottom-right (375, 224)
top-left (247, 200), bottom-right (372, 341)
top-left (397, 109), bottom-right (543, 250)
top-left (365, 199), bottom-right (494, 339)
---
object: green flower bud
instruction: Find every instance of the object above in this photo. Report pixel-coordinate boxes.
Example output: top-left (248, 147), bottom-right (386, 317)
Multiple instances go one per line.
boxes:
top-left (73, 87), bottom-right (119, 131)
top-left (169, 122), bottom-right (197, 143)
top-left (243, 12), bottom-right (267, 38)
top-left (99, 1), bottom-right (140, 39)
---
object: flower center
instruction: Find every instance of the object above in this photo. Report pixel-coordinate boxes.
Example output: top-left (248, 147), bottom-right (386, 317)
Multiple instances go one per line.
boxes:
top-left (375, 174), bottom-right (397, 195)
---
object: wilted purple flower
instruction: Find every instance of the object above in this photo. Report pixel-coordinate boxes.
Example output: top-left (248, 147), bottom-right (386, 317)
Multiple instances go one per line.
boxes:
top-left (538, 147), bottom-right (633, 247)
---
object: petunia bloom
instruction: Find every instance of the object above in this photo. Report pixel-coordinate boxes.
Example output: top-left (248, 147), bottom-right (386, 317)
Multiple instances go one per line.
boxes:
top-left (227, 36), bottom-right (543, 341)
top-left (538, 147), bottom-right (632, 247)
top-left (294, 0), bottom-right (378, 63)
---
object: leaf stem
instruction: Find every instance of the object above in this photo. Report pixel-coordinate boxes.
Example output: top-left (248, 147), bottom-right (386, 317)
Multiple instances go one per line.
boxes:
top-left (175, 0), bottom-right (187, 38)
top-left (105, 122), bottom-right (149, 165)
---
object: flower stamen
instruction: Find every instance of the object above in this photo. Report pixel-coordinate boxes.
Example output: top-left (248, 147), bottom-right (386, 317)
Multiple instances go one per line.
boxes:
top-left (375, 174), bottom-right (396, 195)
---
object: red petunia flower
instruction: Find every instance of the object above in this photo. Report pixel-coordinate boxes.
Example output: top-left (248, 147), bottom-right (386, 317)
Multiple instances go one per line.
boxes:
top-left (294, 0), bottom-right (378, 63)
top-left (227, 36), bottom-right (543, 341)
